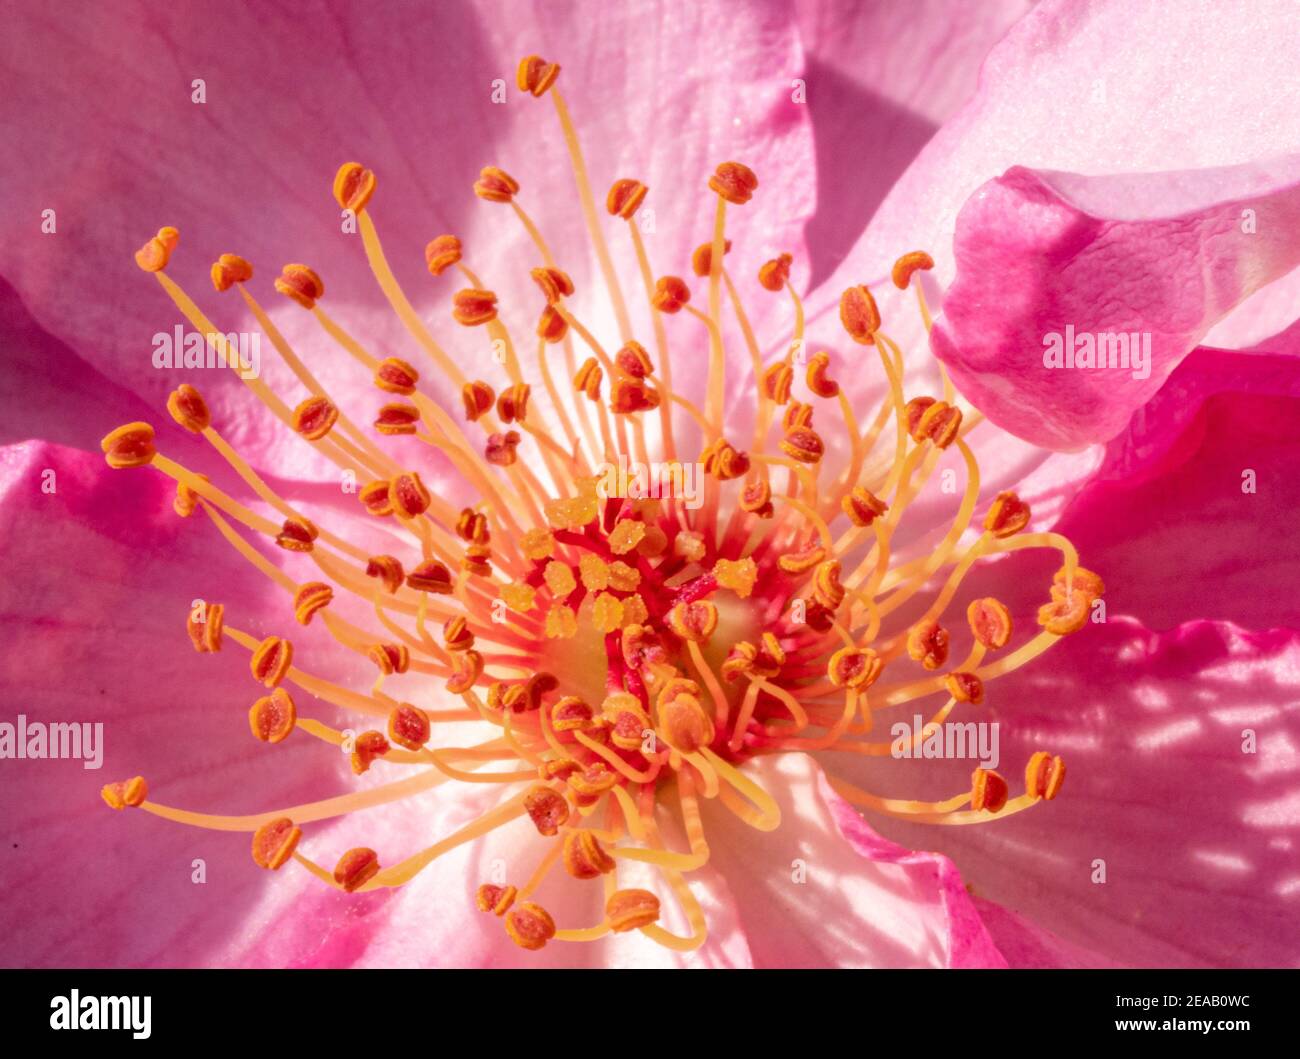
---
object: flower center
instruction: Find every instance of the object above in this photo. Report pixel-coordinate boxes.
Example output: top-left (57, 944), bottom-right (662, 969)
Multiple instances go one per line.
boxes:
top-left (98, 53), bottom-right (1102, 955)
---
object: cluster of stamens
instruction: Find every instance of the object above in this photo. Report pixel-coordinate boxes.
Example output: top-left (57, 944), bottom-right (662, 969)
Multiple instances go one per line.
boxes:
top-left (99, 55), bottom-right (1100, 954)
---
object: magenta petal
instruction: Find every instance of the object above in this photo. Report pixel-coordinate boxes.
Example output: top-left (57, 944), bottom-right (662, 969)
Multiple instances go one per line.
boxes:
top-left (870, 619), bottom-right (1300, 968)
top-left (930, 156), bottom-right (1300, 448)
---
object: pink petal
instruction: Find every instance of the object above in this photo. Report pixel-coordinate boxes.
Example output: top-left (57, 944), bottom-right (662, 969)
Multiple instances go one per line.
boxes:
top-left (870, 619), bottom-right (1300, 968)
top-left (930, 157), bottom-right (1300, 448)
top-left (799, 0), bottom-right (1300, 405)
top-left (703, 754), bottom-right (1004, 967)
top-left (793, 0), bottom-right (1034, 286)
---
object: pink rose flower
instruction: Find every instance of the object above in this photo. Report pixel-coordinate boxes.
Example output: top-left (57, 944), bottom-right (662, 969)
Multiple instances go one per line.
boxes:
top-left (1, 0), bottom-right (1295, 969)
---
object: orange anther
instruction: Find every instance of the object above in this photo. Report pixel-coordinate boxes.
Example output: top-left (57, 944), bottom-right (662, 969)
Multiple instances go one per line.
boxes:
top-left (249, 686), bottom-right (296, 743)
top-left (359, 479), bottom-right (394, 517)
top-left (516, 54), bottom-right (561, 96)
top-left (524, 784), bottom-right (570, 837)
top-left (101, 776), bottom-right (148, 810)
top-left (496, 382), bottom-right (531, 424)
top-left (550, 696), bottom-right (593, 733)
top-left (839, 285), bottom-right (880, 344)
top-left (476, 883), bottom-right (517, 916)
top-left (778, 543), bottom-right (826, 575)
top-left (762, 360), bottom-right (793, 404)
top-left (251, 817), bottom-right (301, 870)
top-left (333, 848), bottom-right (380, 893)
top-left (968, 597), bottom-right (1013, 649)
top-left (573, 357), bottom-right (603, 400)
top-left (364, 555), bottom-right (403, 596)
top-left (374, 401), bottom-right (420, 436)
top-left (333, 162), bottom-right (377, 213)
top-left (505, 901), bottom-right (556, 950)
top-left (611, 378), bottom-right (661, 415)
top-left (134, 226), bottom-right (179, 272)
top-left (944, 671), bottom-right (985, 705)
top-left (740, 478), bottom-right (774, 518)
top-left (984, 490), bottom-right (1030, 538)
top-left (905, 397), bottom-right (963, 448)
top-left (708, 161), bottom-right (758, 205)
top-left (388, 703), bottom-right (430, 751)
top-left (907, 618), bottom-right (950, 670)
top-left (173, 478), bottom-right (201, 518)
top-left (606, 889), bottom-right (661, 932)
top-left (186, 601), bottom-right (224, 654)
top-left (1025, 751), bottom-right (1066, 801)
top-left (485, 430), bottom-right (521, 466)
top-left (622, 624), bottom-right (667, 672)
top-left (828, 646), bottom-right (884, 689)
top-left (374, 357), bottom-right (419, 395)
top-left (406, 560), bottom-right (454, 595)
top-left (462, 379), bottom-right (495, 421)
top-left (452, 287), bottom-right (498, 326)
top-left (1055, 565), bottom-right (1106, 600)
top-left (783, 401), bottom-right (814, 433)
top-left (1037, 592), bottom-right (1091, 635)
top-left (250, 635), bottom-right (293, 688)
top-left (425, 234), bottom-right (463, 276)
top-left (615, 340), bottom-right (654, 379)
top-left (101, 422), bottom-right (156, 469)
top-left (842, 486), bottom-right (887, 527)
top-left (456, 508), bottom-right (490, 544)
top-left (700, 438), bottom-right (749, 481)
top-left (292, 395), bottom-right (338, 441)
top-left (806, 351), bottom-right (840, 399)
top-left (651, 275), bottom-right (690, 313)
top-left (447, 649), bottom-right (484, 694)
top-left (610, 709), bottom-right (645, 749)
top-left (971, 768), bottom-right (1009, 813)
top-left (530, 266), bottom-right (574, 303)
top-left (659, 690), bottom-right (715, 752)
top-left (166, 383), bottom-right (210, 433)
top-left (892, 250), bottom-right (934, 290)
top-left (473, 166), bottom-right (519, 203)
top-left (368, 642), bottom-right (410, 676)
top-left (780, 427), bottom-right (825, 464)
top-left (293, 582), bottom-right (333, 625)
top-left (537, 304), bottom-right (568, 343)
top-left (567, 762), bottom-right (618, 805)
top-left (668, 600), bottom-right (719, 644)
top-left (210, 252), bottom-right (253, 292)
top-left (691, 238), bottom-right (732, 277)
top-left (721, 641), bottom-right (758, 682)
top-left (275, 515), bottom-right (318, 552)
top-left (563, 830), bottom-right (617, 879)
top-left (463, 544), bottom-right (492, 580)
top-left (606, 177), bottom-right (648, 219)
top-left (439, 616), bottom-right (473, 653)
top-left (758, 252), bottom-right (793, 292)
top-left (275, 263), bottom-right (324, 309)
top-left (350, 730), bottom-right (390, 774)
top-left (811, 559), bottom-right (845, 610)
top-left (389, 471), bottom-right (431, 519)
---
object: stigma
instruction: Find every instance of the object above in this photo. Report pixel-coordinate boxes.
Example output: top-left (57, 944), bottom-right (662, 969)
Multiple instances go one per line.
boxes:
top-left (100, 54), bottom-right (1101, 956)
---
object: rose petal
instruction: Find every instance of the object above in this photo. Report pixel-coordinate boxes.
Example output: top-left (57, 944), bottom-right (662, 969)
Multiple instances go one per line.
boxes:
top-left (930, 157), bottom-right (1300, 448)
